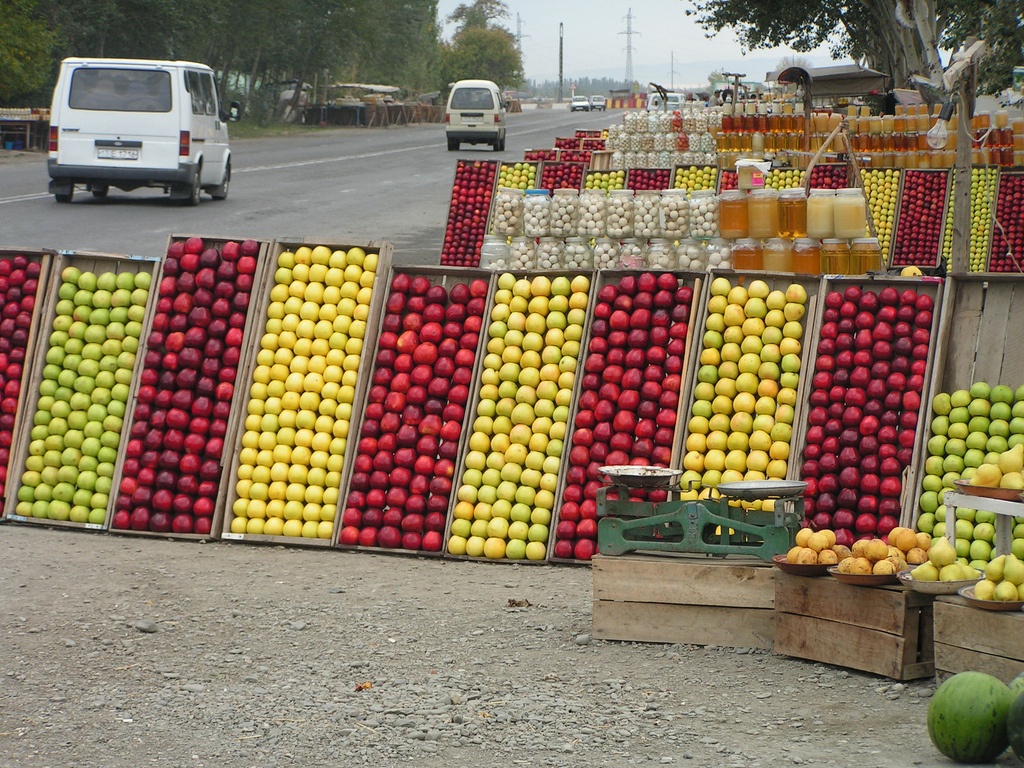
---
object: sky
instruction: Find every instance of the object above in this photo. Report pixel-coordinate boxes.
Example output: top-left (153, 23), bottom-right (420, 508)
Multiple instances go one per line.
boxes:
top-left (436, 0), bottom-right (842, 90)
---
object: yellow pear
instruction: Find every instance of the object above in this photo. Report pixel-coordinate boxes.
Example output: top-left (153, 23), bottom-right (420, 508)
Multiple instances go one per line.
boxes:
top-left (1000, 471), bottom-right (1024, 490)
top-left (971, 463), bottom-right (1003, 488)
top-left (1002, 554), bottom-right (1024, 586)
top-left (928, 537), bottom-right (958, 567)
top-left (911, 562), bottom-right (939, 581)
top-left (998, 444), bottom-right (1024, 475)
top-left (985, 554), bottom-right (1007, 582)
top-left (974, 579), bottom-right (997, 600)
top-left (939, 563), bottom-right (965, 582)
top-left (994, 580), bottom-right (1020, 601)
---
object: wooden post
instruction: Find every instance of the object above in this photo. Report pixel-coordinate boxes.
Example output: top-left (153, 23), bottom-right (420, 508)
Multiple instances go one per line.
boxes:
top-left (950, 55), bottom-right (979, 274)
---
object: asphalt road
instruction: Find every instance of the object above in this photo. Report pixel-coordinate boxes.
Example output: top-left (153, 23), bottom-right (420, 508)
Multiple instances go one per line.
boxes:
top-left (0, 106), bottom-right (613, 265)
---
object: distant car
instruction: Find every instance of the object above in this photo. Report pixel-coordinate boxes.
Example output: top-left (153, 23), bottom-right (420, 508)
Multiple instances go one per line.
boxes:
top-left (589, 95), bottom-right (607, 111)
top-left (569, 96), bottom-right (591, 112)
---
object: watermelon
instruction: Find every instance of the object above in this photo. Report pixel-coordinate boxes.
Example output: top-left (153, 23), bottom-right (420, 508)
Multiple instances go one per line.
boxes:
top-left (927, 671), bottom-right (1013, 763)
top-left (1009, 688), bottom-right (1024, 760)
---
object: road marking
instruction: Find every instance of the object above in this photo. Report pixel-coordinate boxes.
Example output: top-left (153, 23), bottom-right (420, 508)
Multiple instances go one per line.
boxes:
top-left (0, 192), bottom-right (51, 205)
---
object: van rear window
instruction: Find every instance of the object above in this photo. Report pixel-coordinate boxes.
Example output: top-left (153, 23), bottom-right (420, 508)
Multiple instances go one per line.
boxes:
top-left (450, 88), bottom-right (494, 110)
top-left (69, 69), bottom-right (172, 112)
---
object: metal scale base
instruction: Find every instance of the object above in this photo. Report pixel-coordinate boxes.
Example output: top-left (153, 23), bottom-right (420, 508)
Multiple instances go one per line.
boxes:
top-left (596, 472), bottom-right (806, 560)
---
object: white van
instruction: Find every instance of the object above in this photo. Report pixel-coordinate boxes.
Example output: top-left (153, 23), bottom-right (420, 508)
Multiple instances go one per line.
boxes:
top-left (445, 79), bottom-right (507, 151)
top-left (647, 92), bottom-right (684, 112)
top-left (47, 58), bottom-right (239, 205)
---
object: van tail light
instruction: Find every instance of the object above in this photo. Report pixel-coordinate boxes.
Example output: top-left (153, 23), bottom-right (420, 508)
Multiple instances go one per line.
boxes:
top-left (179, 131), bottom-right (190, 157)
top-left (49, 126), bottom-right (58, 152)
top-left (445, 114), bottom-right (450, 124)
top-left (494, 114), bottom-right (500, 123)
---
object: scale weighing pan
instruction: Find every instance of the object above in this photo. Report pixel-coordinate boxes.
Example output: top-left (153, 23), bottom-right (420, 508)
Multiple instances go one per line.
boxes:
top-left (716, 480), bottom-right (807, 501)
top-left (599, 466), bottom-right (684, 489)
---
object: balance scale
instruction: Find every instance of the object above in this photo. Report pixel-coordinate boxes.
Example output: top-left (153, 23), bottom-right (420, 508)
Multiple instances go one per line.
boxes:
top-left (596, 466), bottom-right (806, 560)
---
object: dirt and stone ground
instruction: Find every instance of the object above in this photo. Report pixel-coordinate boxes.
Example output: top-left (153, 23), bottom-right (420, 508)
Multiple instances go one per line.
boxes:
top-left (0, 524), bottom-right (1012, 767)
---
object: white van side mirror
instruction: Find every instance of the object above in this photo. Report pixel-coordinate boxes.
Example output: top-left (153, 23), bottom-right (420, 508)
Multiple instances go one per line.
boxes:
top-left (226, 101), bottom-right (241, 121)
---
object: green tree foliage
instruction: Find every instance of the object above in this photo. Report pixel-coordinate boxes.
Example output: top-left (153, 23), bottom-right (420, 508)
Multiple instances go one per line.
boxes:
top-left (439, 26), bottom-right (523, 89)
top-left (447, 0), bottom-right (509, 31)
top-left (0, 0), bottom-right (56, 102)
top-left (686, 0), bottom-right (1021, 93)
top-left (5, 0), bottom-right (444, 113)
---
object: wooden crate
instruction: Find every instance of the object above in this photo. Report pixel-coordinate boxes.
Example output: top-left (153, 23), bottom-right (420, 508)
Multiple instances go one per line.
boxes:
top-left (904, 275), bottom-right (1024, 528)
top-left (334, 265), bottom-right (494, 556)
top-left (933, 595), bottom-right (1024, 680)
top-left (988, 170), bottom-right (1024, 273)
top-left (592, 554), bottom-right (776, 648)
top-left (105, 235), bottom-right (274, 541)
top-left (220, 238), bottom-right (392, 547)
top-left (439, 160), bottom-right (499, 267)
top-left (548, 270), bottom-right (703, 564)
top-left (889, 169), bottom-right (951, 269)
top-left (774, 572), bottom-right (935, 680)
top-left (4, 250), bottom-right (162, 530)
top-left (442, 270), bottom-right (596, 564)
top-left (588, 151), bottom-right (614, 172)
top-left (0, 248), bottom-right (55, 517)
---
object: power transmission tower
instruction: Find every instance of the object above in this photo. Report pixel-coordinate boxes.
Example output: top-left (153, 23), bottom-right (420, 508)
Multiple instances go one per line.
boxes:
top-left (620, 9), bottom-right (639, 85)
top-left (515, 13), bottom-right (530, 53)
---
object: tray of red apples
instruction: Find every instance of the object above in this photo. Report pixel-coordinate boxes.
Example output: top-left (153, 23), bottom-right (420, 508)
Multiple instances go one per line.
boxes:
top-left (109, 236), bottom-right (266, 537)
top-left (554, 137), bottom-right (582, 150)
top-left (337, 268), bottom-right (491, 554)
top-left (539, 161), bottom-right (586, 191)
top-left (890, 169), bottom-right (950, 268)
top-left (524, 148), bottom-right (558, 162)
top-left (440, 159), bottom-right (498, 267)
top-left (795, 278), bottom-right (943, 548)
top-left (626, 168), bottom-right (673, 192)
top-left (551, 271), bottom-right (697, 562)
top-left (987, 171), bottom-right (1024, 273)
top-left (0, 249), bottom-right (52, 516)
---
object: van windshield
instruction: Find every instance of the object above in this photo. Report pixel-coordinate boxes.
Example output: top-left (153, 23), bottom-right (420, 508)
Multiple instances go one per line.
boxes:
top-left (69, 68), bottom-right (172, 112)
top-left (450, 87), bottom-right (494, 110)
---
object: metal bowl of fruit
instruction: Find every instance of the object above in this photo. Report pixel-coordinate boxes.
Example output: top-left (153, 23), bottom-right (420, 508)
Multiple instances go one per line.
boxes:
top-left (598, 466), bottom-right (684, 489)
top-left (952, 479), bottom-right (1024, 502)
top-left (897, 568), bottom-right (982, 595)
top-left (958, 584), bottom-right (1024, 611)
top-left (770, 554), bottom-right (833, 577)
top-left (827, 565), bottom-right (900, 586)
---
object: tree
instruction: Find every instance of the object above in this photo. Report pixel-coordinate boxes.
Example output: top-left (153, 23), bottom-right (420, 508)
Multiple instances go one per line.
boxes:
top-left (685, 0), bottom-right (1021, 93)
top-left (447, 0), bottom-right (509, 32)
top-left (439, 25), bottom-right (522, 88)
top-left (0, 0), bottom-right (56, 102)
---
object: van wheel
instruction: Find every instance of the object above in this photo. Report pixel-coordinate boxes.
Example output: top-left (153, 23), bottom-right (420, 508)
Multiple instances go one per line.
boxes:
top-left (91, 185), bottom-right (109, 198)
top-left (55, 191), bottom-right (73, 203)
top-left (184, 168), bottom-right (201, 206)
top-left (497, 135), bottom-right (506, 151)
top-left (447, 138), bottom-right (458, 151)
top-left (210, 160), bottom-right (230, 200)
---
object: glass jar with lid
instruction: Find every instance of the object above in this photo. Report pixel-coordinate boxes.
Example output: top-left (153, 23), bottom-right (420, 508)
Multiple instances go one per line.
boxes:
top-left (778, 188), bottom-right (808, 238)
top-left (676, 239), bottom-right (707, 271)
top-left (578, 189), bottom-right (607, 237)
top-left (833, 187), bottom-right (868, 238)
top-left (646, 239), bottom-right (677, 269)
top-left (606, 189), bottom-right (635, 238)
top-left (731, 238), bottom-right (763, 271)
top-left (633, 191), bottom-right (661, 239)
top-left (821, 238), bottom-right (851, 275)
top-left (479, 236), bottom-right (511, 271)
top-left (792, 238), bottom-right (821, 274)
top-left (850, 237), bottom-right (883, 274)
top-left (490, 187), bottom-right (524, 237)
top-left (535, 237), bottom-right (564, 269)
top-left (688, 190), bottom-right (720, 239)
top-left (508, 237), bottom-right (537, 269)
top-left (705, 239), bottom-right (733, 270)
top-left (562, 237), bottom-right (593, 269)
top-left (593, 239), bottom-right (620, 269)
top-left (523, 190), bottom-right (552, 237)
top-left (806, 189), bottom-right (836, 239)
top-left (762, 238), bottom-right (794, 272)
top-left (659, 189), bottom-right (690, 238)
top-left (747, 188), bottom-right (780, 239)
top-left (549, 188), bottom-right (580, 237)
top-left (618, 238), bottom-right (645, 269)
top-left (718, 190), bottom-right (749, 239)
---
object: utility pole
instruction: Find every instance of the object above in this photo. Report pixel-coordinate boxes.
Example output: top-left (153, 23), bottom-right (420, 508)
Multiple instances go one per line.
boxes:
top-left (620, 9), bottom-right (638, 85)
top-left (670, 51), bottom-right (679, 91)
top-left (558, 22), bottom-right (564, 104)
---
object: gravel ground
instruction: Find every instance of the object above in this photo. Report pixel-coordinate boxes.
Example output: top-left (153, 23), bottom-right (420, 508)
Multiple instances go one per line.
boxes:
top-left (0, 524), bottom-right (1011, 767)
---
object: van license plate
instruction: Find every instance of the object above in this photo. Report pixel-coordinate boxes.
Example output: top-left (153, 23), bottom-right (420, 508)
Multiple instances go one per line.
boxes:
top-left (97, 148), bottom-right (139, 160)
